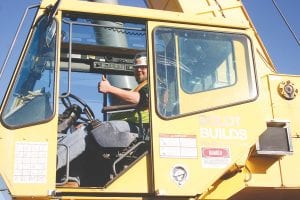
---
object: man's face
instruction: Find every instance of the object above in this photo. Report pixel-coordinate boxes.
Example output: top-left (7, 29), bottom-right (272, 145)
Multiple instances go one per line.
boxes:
top-left (133, 56), bottom-right (148, 83)
top-left (134, 66), bottom-right (148, 83)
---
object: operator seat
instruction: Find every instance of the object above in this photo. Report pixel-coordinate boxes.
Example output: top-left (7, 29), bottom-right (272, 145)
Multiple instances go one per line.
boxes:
top-left (90, 120), bottom-right (139, 148)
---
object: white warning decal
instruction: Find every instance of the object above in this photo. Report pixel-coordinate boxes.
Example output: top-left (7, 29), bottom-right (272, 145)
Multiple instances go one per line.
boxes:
top-left (160, 134), bottom-right (197, 158)
top-left (201, 147), bottom-right (231, 168)
top-left (13, 141), bottom-right (48, 184)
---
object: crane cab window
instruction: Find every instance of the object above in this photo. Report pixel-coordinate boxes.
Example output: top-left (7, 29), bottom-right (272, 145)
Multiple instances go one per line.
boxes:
top-left (154, 27), bottom-right (257, 117)
top-left (1, 16), bottom-right (56, 127)
top-left (178, 32), bottom-right (236, 93)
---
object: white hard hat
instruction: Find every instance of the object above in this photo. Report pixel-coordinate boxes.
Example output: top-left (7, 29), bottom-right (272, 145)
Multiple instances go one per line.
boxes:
top-left (133, 52), bottom-right (147, 67)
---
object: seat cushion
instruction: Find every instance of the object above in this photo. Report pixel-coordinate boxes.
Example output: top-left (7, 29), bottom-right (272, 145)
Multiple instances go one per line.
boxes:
top-left (90, 121), bottom-right (138, 148)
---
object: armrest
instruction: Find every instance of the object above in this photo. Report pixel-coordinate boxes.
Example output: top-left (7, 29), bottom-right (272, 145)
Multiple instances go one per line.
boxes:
top-left (102, 104), bottom-right (138, 113)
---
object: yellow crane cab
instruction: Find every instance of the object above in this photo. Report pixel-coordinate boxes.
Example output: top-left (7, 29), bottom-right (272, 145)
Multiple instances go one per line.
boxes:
top-left (0, 0), bottom-right (300, 199)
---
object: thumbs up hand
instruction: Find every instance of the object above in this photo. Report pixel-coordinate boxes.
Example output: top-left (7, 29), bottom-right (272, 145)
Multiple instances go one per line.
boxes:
top-left (98, 75), bottom-right (111, 93)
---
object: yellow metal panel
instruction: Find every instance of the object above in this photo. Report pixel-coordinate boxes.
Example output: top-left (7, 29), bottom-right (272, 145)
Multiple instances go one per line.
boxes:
top-left (280, 138), bottom-right (300, 187)
top-left (196, 75), bottom-right (300, 199)
top-left (0, 120), bottom-right (58, 197)
top-left (268, 74), bottom-right (300, 136)
top-left (149, 104), bottom-right (267, 196)
top-left (147, 0), bottom-right (183, 12)
top-left (102, 156), bottom-right (150, 193)
top-left (200, 167), bottom-right (247, 199)
top-left (56, 155), bottom-right (151, 194)
top-left (246, 156), bottom-right (282, 187)
top-left (148, 20), bottom-right (267, 196)
top-left (40, 0), bottom-right (248, 29)
top-left (268, 74), bottom-right (300, 187)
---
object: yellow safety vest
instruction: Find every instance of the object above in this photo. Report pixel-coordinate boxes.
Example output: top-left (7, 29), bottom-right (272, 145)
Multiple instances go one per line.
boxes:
top-left (110, 80), bottom-right (149, 124)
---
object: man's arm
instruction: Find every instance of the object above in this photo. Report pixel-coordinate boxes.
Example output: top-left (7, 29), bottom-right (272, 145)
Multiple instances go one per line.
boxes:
top-left (98, 75), bottom-right (140, 104)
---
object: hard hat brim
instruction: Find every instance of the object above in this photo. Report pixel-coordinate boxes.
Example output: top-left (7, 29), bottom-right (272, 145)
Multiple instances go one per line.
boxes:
top-left (133, 64), bottom-right (148, 68)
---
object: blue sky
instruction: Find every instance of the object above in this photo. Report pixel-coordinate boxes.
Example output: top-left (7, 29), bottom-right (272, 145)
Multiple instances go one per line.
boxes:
top-left (243, 0), bottom-right (300, 75)
top-left (0, 0), bottom-right (299, 74)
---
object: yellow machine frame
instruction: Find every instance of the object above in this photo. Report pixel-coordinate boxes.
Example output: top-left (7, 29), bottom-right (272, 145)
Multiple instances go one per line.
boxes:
top-left (0, 0), bottom-right (300, 199)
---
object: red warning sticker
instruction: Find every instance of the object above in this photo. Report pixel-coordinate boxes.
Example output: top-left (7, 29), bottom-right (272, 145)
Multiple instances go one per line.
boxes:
top-left (201, 147), bottom-right (231, 168)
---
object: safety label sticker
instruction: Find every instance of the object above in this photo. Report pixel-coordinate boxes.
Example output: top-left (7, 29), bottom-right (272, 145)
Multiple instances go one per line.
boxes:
top-left (201, 147), bottom-right (231, 168)
top-left (160, 134), bottom-right (197, 158)
top-left (13, 141), bottom-right (48, 184)
top-left (170, 165), bottom-right (189, 186)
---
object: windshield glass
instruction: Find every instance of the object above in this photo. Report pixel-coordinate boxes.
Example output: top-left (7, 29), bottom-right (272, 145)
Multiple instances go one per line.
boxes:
top-left (2, 16), bottom-right (56, 127)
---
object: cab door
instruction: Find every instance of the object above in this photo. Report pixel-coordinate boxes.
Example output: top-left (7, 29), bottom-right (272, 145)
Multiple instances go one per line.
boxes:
top-left (0, 12), bottom-right (59, 197)
top-left (148, 21), bottom-right (265, 196)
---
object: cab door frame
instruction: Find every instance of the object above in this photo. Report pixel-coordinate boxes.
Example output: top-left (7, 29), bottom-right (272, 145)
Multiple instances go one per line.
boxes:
top-left (148, 20), bottom-right (262, 196)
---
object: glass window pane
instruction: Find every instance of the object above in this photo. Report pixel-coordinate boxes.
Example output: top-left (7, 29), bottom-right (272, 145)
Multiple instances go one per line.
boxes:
top-left (2, 16), bottom-right (56, 127)
top-left (154, 28), bottom-right (179, 117)
top-left (154, 27), bottom-right (255, 118)
top-left (178, 30), bottom-right (236, 93)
